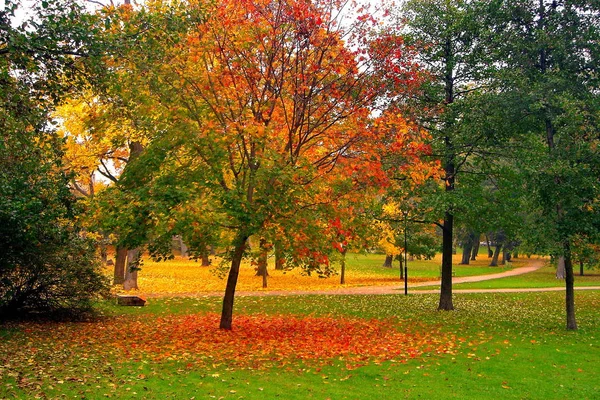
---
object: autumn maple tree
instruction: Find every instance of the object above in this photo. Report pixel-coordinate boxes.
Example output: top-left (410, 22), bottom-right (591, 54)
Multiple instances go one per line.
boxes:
top-left (91, 0), bottom-right (401, 329)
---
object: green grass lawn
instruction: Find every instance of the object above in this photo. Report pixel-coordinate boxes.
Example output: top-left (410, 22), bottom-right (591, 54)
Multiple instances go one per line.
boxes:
top-left (333, 251), bottom-right (518, 280)
top-left (2, 291), bottom-right (599, 399)
top-left (413, 263), bottom-right (600, 290)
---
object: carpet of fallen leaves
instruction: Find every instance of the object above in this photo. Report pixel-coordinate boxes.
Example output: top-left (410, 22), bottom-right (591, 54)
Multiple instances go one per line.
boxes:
top-left (0, 313), bottom-right (462, 391)
top-left (113, 256), bottom-right (437, 296)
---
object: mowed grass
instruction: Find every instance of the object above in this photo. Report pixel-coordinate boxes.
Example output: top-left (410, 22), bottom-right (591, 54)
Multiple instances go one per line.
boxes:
top-left (119, 251), bottom-right (522, 295)
top-left (1, 291), bottom-right (599, 399)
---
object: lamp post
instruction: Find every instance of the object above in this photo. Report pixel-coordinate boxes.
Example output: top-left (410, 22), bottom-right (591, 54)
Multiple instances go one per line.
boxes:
top-left (403, 210), bottom-right (408, 295)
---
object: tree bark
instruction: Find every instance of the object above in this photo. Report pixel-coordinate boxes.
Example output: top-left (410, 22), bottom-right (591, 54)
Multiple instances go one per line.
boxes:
top-left (220, 234), bottom-right (248, 330)
top-left (556, 256), bottom-right (565, 279)
top-left (178, 236), bottom-right (189, 257)
top-left (564, 242), bottom-right (577, 330)
top-left (485, 234), bottom-right (493, 258)
top-left (123, 248), bottom-right (140, 290)
top-left (490, 244), bottom-right (502, 267)
top-left (471, 237), bottom-right (480, 261)
top-left (255, 238), bottom-right (269, 288)
top-left (113, 246), bottom-right (127, 285)
top-left (580, 260), bottom-right (584, 276)
top-left (382, 254), bottom-right (393, 268)
top-left (460, 232), bottom-right (474, 265)
top-left (274, 243), bottom-right (284, 270)
top-left (438, 211), bottom-right (454, 311)
top-left (398, 254), bottom-right (403, 279)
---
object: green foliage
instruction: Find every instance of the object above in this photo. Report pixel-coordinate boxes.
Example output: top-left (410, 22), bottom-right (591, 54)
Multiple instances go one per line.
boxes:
top-left (0, 0), bottom-right (109, 318)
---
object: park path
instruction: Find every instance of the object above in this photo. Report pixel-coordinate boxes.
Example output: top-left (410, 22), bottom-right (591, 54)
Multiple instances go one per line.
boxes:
top-left (145, 258), bottom-right (600, 298)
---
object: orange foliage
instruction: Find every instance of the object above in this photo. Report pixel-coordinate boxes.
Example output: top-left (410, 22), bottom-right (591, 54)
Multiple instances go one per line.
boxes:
top-left (11, 314), bottom-right (462, 371)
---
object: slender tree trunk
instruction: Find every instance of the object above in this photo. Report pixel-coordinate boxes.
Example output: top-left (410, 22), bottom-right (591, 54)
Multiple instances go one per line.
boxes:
top-left (220, 234), bottom-right (249, 330)
top-left (490, 244), bottom-right (502, 267)
top-left (564, 242), bottom-right (577, 330)
top-left (113, 246), bottom-right (127, 285)
top-left (123, 248), bottom-right (140, 290)
top-left (460, 232), bottom-right (474, 265)
top-left (177, 236), bottom-right (189, 257)
top-left (100, 243), bottom-right (108, 265)
top-left (485, 234), bottom-right (493, 257)
top-left (340, 251), bottom-right (346, 285)
top-left (556, 256), bottom-right (565, 279)
top-left (255, 238), bottom-right (269, 288)
top-left (501, 248), bottom-right (511, 265)
top-left (274, 243), bottom-right (284, 270)
top-left (382, 254), bottom-right (393, 268)
top-left (580, 260), bottom-right (584, 276)
top-left (398, 254), bottom-right (403, 279)
top-left (438, 211), bottom-right (454, 310)
top-left (471, 236), bottom-right (480, 261)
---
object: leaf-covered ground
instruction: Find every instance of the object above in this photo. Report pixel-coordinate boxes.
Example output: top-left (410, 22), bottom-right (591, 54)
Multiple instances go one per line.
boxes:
top-left (116, 253), bottom-right (524, 296)
top-left (1, 292), bottom-right (599, 399)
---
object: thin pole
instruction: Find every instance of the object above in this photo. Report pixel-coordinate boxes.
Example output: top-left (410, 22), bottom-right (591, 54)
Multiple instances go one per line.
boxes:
top-left (404, 212), bottom-right (408, 295)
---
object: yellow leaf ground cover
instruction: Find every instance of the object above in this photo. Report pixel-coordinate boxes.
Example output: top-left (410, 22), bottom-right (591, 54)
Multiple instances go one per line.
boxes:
top-left (111, 253), bottom-right (523, 296)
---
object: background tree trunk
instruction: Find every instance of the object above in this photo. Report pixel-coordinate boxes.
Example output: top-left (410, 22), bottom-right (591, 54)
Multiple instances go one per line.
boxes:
top-left (485, 234), bottom-right (493, 258)
top-left (580, 260), bottom-right (584, 276)
top-left (398, 254), bottom-right (403, 279)
top-left (382, 254), bottom-right (393, 268)
top-left (471, 236), bottom-right (480, 261)
top-left (274, 243), bottom-right (284, 270)
top-left (556, 256), bottom-right (565, 279)
top-left (123, 248), bottom-right (140, 290)
top-left (255, 238), bottom-right (269, 288)
top-left (564, 243), bottom-right (577, 330)
top-left (460, 231), bottom-right (474, 265)
top-left (201, 252), bottom-right (211, 266)
top-left (490, 244), bottom-right (502, 267)
top-left (113, 247), bottom-right (127, 285)
top-left (178, 236), bottom-right (189, 257)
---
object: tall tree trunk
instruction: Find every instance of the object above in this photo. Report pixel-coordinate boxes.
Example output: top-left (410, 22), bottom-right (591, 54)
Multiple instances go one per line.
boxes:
top-left (471, 236), bottom-right (480, 261)
top-left (274, 243), bottom-right (284, 270)
top-left (123, 248), bottom-right (140, 290)
top-left (340, 250), bottom-right (346, 284)
top-left (178, 236), bottom-right (188, 257)
top-left (382, 254), bottom-right (393, 268)
top-left (556, 256), bottom-right (565, 279)
top-left (438, 211), bottom-right (454, 311)
top-left (501, 248), bottom-right (510, 265)
top-left (460, 232), bottom-right (474, 265)
top-left (255, 238), bottom-right (269, 288)
top-left (398, 254), bottom-right (403, 279)
top-left (580, 260), bottom-right (584, 276)
top-left (220, 234), bottom-right (248, 330)
top-left (564, 242), bottom-right (577, 330)
top-left (485, 234), bottom-right (493, 257)
top-left (113, 246), bottom-right (127, 285)
top-left (490, 244), bottom-right (502, 267)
